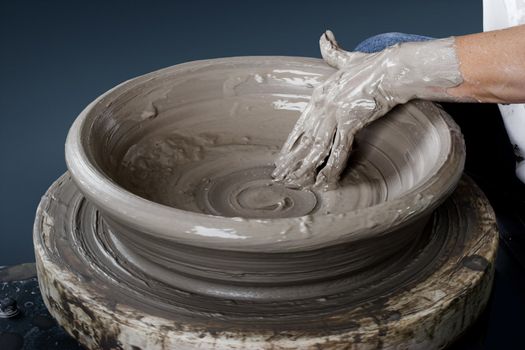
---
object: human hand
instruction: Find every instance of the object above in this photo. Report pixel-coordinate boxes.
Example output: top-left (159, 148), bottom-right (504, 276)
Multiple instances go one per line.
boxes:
top-left (272, 31), bottom-right (461, 190)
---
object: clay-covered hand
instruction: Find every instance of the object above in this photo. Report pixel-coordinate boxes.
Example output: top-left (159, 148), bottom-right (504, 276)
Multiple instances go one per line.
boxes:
top-left (272, 31), bottom-right (462, 190)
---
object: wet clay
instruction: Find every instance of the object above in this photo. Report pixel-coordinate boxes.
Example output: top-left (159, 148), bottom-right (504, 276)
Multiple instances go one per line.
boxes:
top-left (273, 33), bottom-right (464, 189)
top-left (65, 57), bottom-right (464, 254)
top-left (113, 102), bottom-right (448, 219)
top-left (69, 58), bottom-right (463, 223)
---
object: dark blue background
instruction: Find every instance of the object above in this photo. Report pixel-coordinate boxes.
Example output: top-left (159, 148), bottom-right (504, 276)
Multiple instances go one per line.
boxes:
top-left (0, 0), bottom-right (482, 265)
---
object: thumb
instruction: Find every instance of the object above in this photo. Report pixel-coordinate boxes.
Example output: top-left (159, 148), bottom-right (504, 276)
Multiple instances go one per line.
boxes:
top-left (319, 30), bottom-right (366, 69)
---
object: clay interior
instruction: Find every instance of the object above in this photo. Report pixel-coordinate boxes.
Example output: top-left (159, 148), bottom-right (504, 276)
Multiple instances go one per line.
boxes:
top-left (62, 58), bottom-right (464, 306)
top-left (88, 60), bottom-right (445, 219)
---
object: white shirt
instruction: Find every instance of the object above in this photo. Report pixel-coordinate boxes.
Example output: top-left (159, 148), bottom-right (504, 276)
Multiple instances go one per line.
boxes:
top-left (483, 0), bottom-right (525, 183)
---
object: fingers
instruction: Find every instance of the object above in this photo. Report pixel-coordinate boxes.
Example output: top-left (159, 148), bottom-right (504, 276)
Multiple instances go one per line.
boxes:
top-left (278, 123), bottom-right (304, 156)
top-left (273, 95), bottom-right (325, 182)
top-left (319, 30), bottom-right (366, 69)
top-left (283, 118), bottom-right (337, 188)
top-left (272, 116), bottom-right (325, 184)
top-left (278, 102), bottom-right (314, 155)
top-left (312, 101), bottom-right (392, 188)
top-left (315, 127), bottom-right (355, 189)
top-left (272, 135), bottom-right (312, 183)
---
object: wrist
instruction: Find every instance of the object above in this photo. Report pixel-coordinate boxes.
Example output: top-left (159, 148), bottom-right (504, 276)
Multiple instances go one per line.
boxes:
top-left (382, 38), bottom-right (463, 102)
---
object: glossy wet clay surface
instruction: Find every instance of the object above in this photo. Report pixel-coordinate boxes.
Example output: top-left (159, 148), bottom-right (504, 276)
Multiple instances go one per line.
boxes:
top-left (83, 58), bottom-right (457, 220)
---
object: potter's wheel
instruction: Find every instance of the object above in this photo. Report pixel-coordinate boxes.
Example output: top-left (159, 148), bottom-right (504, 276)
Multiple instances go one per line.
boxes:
top-left (34, 174), bottom-right (497, 349)
top-left (34, 57), bottom-right (496, 349)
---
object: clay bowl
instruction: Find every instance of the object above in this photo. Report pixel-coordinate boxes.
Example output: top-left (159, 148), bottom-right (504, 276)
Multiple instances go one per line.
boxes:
top-left (65, 57), bottom-right (465, 300)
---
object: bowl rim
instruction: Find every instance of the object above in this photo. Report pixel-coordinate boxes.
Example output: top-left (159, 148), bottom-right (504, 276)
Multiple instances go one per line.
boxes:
top-left (65, 56), bottom-right (465, 252)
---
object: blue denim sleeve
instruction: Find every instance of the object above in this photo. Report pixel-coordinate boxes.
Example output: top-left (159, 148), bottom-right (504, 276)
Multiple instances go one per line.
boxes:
top-left (354, 32), bottom-right (433, 53)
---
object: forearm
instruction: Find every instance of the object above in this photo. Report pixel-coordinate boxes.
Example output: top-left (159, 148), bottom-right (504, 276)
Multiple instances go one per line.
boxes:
top-left (273, 27), bottom-right (525, 188)
top-left (449, 25), bottom-right (525, 103)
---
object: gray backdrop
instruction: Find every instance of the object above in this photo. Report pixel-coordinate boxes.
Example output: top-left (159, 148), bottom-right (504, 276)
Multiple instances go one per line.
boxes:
top-left (0, 0), bottom-right (482, 265)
